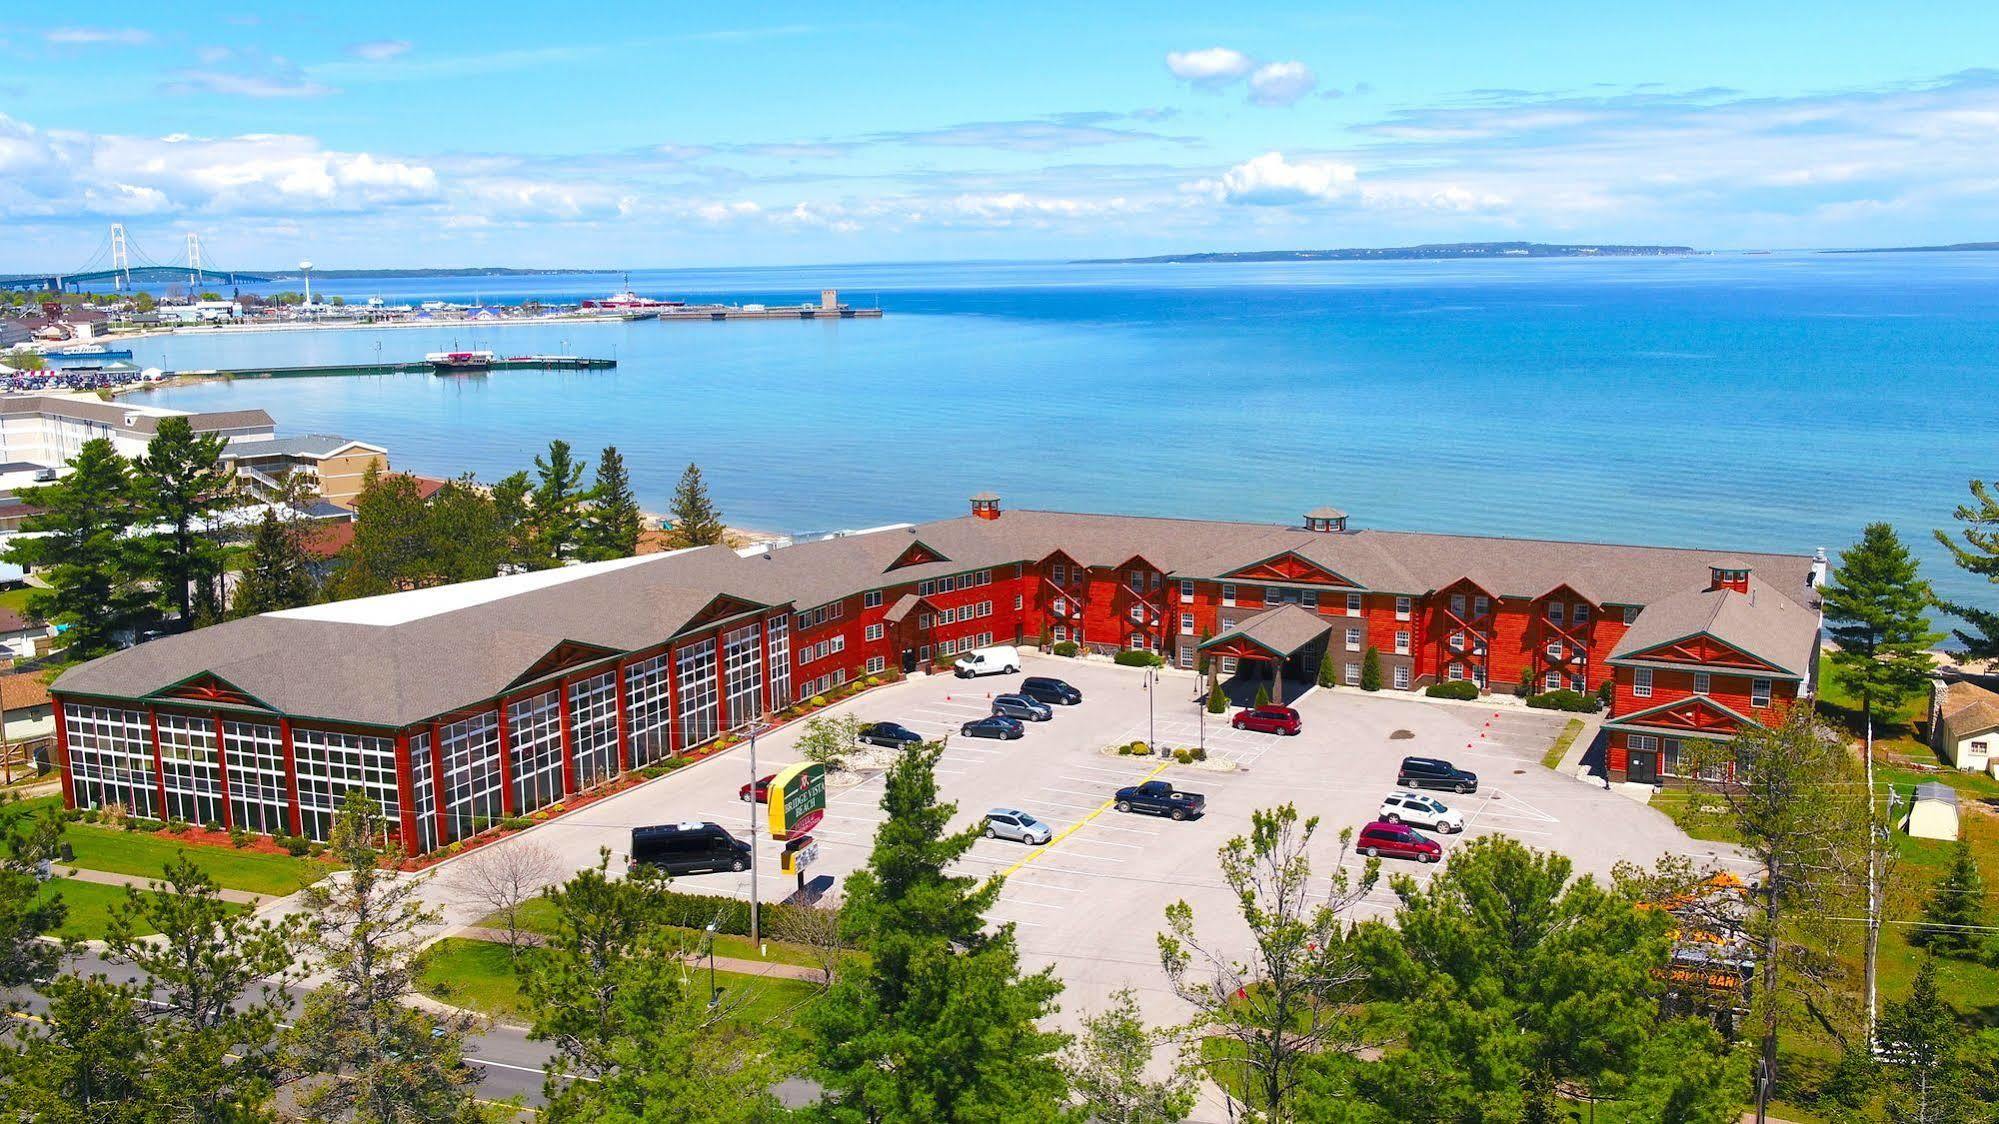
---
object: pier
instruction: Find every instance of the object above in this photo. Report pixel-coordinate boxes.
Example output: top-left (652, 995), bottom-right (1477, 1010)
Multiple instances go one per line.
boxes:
top-left (194, 355), bottom-right (616, 380)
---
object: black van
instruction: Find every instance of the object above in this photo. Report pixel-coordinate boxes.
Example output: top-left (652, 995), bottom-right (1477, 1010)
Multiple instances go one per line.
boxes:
top-left (1396, 756), bottom-right (1480, 794)
top-left (630, 822), bottom-right (752, 876)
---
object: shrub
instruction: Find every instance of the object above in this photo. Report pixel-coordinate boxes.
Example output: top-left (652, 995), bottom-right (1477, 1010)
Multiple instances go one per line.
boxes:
top-left (500, 816), bottom-right (534, 831)
top-left (1425, 680), bottom-right (1480, 700)
top-left (1206, 683), bottom-right (1228, 714)
top-left (1113, 650), bottom-right (1163, 668)
top-left (1190, 746), bottom-right (1207, 762)
top-left (1253, 684), bottom-right (1272, 708)
top-left (307, 842), bottom-right (327, 857)
top-left (203, 821), bottom-right (223, 834)
top-left (863, 676), bottom-right (882, 687)
top-left (1052, 640), bottom-right (1080, 658)
top-left (167, 819), bottom-right (190, 835)
top-left (228, 826), bottom-right (253, 849)
top-left (1526, 689), bottom-right (1595, 713)
top-left (1127, 741), bottom-right (1149, 755)
top-left (1518, 667), bottom-right (1537, 696)
top-left (1595, 679), bottom-right (1615, 711)
top-left (1115, 743), bottom-right (1134, 756)
top-left (279, 834), bottom-right (312, 857)
top-left (809, 695), bottom-right (827, 708)
top-left (1360, 646), bottom-right (1383, 692)
top-left (1174, 748), bottom-right (1192, 764)
top-left (1317, 652), bottom-right (1338, 689)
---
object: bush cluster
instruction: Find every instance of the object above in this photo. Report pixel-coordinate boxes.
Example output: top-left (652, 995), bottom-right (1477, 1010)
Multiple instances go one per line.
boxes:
top-left (1425, 680), bottom-right (1481, 700)
top-left (1525, 689), bottom-right (1597, 713)
top-left (1113, 650), bottom-right (1163, 668)
top-left (276, 834), bottom-right (312, 857)
top-left (1115, 740), bottom-right (1151, 756)
top-left (647, 888), bottom-right (819, 939)
top-left (1051, 640), bottom-right (1080, 657)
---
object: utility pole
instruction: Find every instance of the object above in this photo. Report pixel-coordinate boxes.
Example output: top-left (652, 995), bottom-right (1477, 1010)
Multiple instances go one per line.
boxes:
top-left (1755, 855), bottom-right (1781, 1124)
top-left (1864, 707), bottom-right (1880, 1047)
top-left (747, 719), bottom-right (764, 949)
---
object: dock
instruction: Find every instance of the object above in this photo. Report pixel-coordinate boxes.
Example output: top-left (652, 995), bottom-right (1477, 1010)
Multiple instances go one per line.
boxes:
top-left (621, 306), bottom-right (884, 322)
top-left (197, 355), bottom-right (616, 380)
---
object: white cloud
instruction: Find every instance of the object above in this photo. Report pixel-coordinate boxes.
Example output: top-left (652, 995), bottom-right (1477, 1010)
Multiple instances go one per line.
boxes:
top-left (163, 71), bottom-right (336, 98)
top-left (695, 200), bottom-right (762, 222)
top-left (348, 39), bottom-right (412, 62)
top-left (1248, 62), bottom-right (1317, 107)
top-left (1201, 151), bottom-right (1358, 205)
top-left (46, 27), bottom-right (150, 46)
top-left (1165, 48), bottom-right (1255, 88)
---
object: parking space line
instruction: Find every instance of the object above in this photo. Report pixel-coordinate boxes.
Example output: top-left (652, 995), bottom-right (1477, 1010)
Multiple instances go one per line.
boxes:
top-left (997, 762), bottom-right (1167, 880)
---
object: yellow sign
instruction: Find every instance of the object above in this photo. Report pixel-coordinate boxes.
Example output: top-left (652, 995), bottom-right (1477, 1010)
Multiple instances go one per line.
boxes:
top-left (767, 762), bottom-right (826, 840)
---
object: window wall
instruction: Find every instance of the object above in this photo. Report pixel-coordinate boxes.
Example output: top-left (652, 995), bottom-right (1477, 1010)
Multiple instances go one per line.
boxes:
top-left (569, 672), bottom-right (618, 791)
top-left (676, 638), bottom-right (719, 749)
top-left (624, 655), bottom-right (672, 766)
top-left (439, 710), bottom-right (504, 839)
top-left (723, 625), bottom-right (763, 729)
top-left (766, 616), bottom-right (791, 709)
top-left (157, 712), bottom-right (224, 827)
top-left (62, 704), bottom-right (159, 819)
top-left (291, 726), bottom-right (399, 843)
top-left (222, 720), bottom-right (290, 836)
top-left (508, 689), bottom-right (565, 813)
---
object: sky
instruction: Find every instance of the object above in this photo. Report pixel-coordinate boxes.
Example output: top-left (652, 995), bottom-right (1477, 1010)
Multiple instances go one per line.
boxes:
top-left (5, 1), bottom-right (1999, 269)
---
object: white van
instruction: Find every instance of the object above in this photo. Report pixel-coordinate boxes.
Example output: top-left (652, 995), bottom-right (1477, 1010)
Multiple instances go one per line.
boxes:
top-left (954, 645), bottom-right (1020, 678)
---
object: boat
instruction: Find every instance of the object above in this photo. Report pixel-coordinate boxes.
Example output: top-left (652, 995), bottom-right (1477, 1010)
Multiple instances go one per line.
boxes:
top-left (46, 346), bottom-right (135, 362)
top-left (425, 350), bottom-right (495, 372)
top-left (579, 274), bottom-right (685, 314)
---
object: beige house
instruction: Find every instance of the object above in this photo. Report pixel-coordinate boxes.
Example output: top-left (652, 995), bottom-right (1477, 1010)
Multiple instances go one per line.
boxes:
top-left (0, 671), bottom-right (52, 782)
top-left (223, 434), bottom-right (390, 509)
top-left (1931, 678), bottom-right (1999, 776)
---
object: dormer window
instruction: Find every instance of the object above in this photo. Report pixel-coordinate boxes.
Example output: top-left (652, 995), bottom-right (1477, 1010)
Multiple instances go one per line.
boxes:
top-left (1709, 567), bottom-right (1751, 593)
top-left (1303, 505), bottom-right (1348, 533)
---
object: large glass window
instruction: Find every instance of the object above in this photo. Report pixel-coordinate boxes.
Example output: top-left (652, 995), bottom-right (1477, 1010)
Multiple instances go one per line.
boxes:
top-left (766, 615), bottom-right (791, 708)
top-left (624, 655), bottom-right (672, 765)
top-left (62, 705), bottom-right (158, 819)
top-left (676, 637), bottom-right (719, 749)
top-left (408, 730), bottom-right (438, 854)
top-left (439, 710), bottom-right (504, 838)
top-left (222, 720), bottom-right (289, 836)
top-left (291, 726), bottom-right (399, 843)
top-left (723, 624), bottom-right (764, 728)
top-left (508, 690), bottom-right (565, 813)
top-left (569, 672), bottom-right (618, 791)
top-left (157, 712), bottom-right (223, 828)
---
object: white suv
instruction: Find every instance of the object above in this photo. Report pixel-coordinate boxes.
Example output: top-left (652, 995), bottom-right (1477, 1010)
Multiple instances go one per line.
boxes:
top-left (1378, 791), bottom-right (1464, 834)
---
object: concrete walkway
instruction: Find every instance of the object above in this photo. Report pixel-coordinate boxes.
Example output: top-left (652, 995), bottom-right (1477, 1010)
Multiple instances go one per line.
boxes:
top-left (55, 864), bottom-right (265, 905)
top-left (451, 925), bottom-right (830, 983)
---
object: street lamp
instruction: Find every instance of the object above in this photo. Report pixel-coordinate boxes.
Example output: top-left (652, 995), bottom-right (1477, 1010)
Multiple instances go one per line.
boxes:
top-left (705, 919), bottom-right (720, 1009)
top-left (1144, 667), bottom-right (1159, 755)
top-left (746, 719), bottom-right (768, 949)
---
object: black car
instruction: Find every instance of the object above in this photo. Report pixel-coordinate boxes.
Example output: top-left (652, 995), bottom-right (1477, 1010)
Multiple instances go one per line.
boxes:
top-left (1018, 676), bottom-right (1083, 705)
top-left (1396, 755), bottom-right (1480, 794)
top-left (992, 693), bottom-right (1054, 722)
top-left (630, 822), bottom-right (751, 876)
top-left (859, 722), bottom-right (924, 748)
top-left (960, 715), bottom-right (1025, 740)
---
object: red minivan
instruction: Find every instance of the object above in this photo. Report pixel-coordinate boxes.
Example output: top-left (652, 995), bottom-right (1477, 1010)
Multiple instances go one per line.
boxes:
top-left (1357, 820), bottom-right (1442, 863)
top-left (1231, 705), bottom-right (1302, 736)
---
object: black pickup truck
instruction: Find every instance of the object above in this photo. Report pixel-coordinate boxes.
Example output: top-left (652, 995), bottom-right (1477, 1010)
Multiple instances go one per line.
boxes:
top-left (1114, 779), bottom-right (1206, 821)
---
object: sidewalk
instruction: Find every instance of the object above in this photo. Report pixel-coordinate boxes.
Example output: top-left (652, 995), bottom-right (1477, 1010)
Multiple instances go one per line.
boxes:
top-left (452, 925), bottom-right (828, 983)
top-left (54, 864), bottom-right (265, 905)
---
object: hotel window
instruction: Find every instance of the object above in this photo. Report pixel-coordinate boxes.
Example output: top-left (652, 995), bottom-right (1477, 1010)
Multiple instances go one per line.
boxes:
top-left (918, 613), bottom-right (933, 630)
top-left (1151, 571), bottom-right (1162, 591)
top-left (675, 637), bottom-right (720, 750)
top-left (1180, 580), bottom-right (1195, 601)
top-left (1222, 656), bottom-right (1238, 674)
top-left (1052, 625), bottom-right (1068, 642)
top-left (157, 712), bottom-right (224, 828)
top-left (1473, 596), bottom-right (1489, 617)
top-left (1473, 635), bottom-right (1487, 655)
top-left (919, 580), bottom-right (935, 596)
top-left (1449, 630), bottom-right (1465, 652)
top-left (1222, 583), bottom-right (1236, 607)
top-left (1628, 733), bottom-right (1658, 753)
top-left (1545, 671), bottom-right (1562, 690)
top-left (1752, 678), bottom-right (1772, 707)
top-left (830, 601), bottom-right (844, 620)
top-left (1129, 604), bottom-right (1145, 622)
top-left (1623, 606), bottom-right (1641, 624)
top-left (1344, 663), bottom-right (1360, 686)
top-left (568, 671), bottom-right (619, 792)
top-left (1129, 571), bottom-right (1145, 592)
top-left (832, 634), bottom-right (846, 654)
top-left (63, 705), bottom-right (158, 820)
top-left (1448, 665), bottom-right (1465, 682)
top-left (979, 569), bottom-right (993, 585)
top-left (1346, 592), bottom-right (1362, 617)
top-left (866, 623), bottom-right (884, 642)
top-left (1548, 603), bottom-right (1565, 626)
top-left (1395, 630), bottom-right (1410, 655)
top-left (1574, 603), bottom-right (1590, 625)
top-left (508, 689), bottom-right (565, 813)
top-left (1393, 665), bottom-right (1410, 690)
top-left (864, 590), bottom-right (883, 609)
top-left (1660, 737), bottom-right (1683, 776)
top-left (1052, 563), bottom-right (1066, 584)
top-left (1180, 612), bottom-right (1195, 635)
top-left (1221, 616), bottom-right (1237, 632)
top-left (291, 726), bottom-right (399, 844)
top-left (1301, 591), bottom-right (1318, 610)
top-left (1346, 627), bottom-right (1362, 652)
top-left (1473, 666), bottom-right (1488, 688)
top-left (222, 720), bottom-right (289, 837)
top-left (1050, 599), bottom-right (1065, 617)
top-left (938, 607), bottom-right (955, 625)
top-left (439, 710), bottom-right (505, 837)
top-left (1693, 671), bottom-right (1711, 695)
top-left (1546, 639), bottom-right (1563, 658)
top-left (1395, 596), bottom-right (1412, 621)
top-left (1129, 632), bottom-right (1144, 650)
top-left (1570, 674), bottom-right (1586, 693)
top-left (1634, 668), bottom-right (1653, 698)
top-left (723, 624), bottom-right (765, 730)
top-left (1450, 594), bottom-right (1466, 616)
top-left (1013, 595), bottom-right (1023, 611)
top-left (866, 655), bottom-right (886, 675)
top-left (1178, 647), bottom-right (1194, 669)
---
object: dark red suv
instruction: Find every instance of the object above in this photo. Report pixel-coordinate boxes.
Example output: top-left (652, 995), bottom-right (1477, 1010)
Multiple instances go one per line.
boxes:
top-left (1231, 705), bottom-right (1302, 736)
top-left (1357, 820), bottom-right (1442, 863)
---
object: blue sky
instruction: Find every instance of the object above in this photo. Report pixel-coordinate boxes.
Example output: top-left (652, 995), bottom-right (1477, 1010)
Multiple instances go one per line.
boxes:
top-left (5, 1), bottom-right (1999, 268)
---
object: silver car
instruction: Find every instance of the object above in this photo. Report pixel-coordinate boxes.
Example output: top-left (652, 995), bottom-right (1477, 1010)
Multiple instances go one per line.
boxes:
top-left (984, 808), bottom-right (1053, 845)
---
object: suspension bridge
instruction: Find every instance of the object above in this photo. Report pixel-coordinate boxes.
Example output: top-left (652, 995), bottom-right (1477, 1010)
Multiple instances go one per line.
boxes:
top-left (0, 224), bottom-right (272, 293)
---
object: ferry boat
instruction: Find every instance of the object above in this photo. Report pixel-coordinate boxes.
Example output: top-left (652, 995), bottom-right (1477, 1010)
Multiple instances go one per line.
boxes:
top-left (579, 275), bottom-right (685, 314)
top-left (46, 345), bottom-right (135, 362)
top-left (425, 350), bottom-right (495, 372)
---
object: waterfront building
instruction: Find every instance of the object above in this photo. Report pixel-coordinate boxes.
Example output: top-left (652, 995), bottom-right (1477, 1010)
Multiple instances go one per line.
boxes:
top-left (49, 495), bottom-right (1823, 851)
top-left (223, 434), bottom-right (389, 508)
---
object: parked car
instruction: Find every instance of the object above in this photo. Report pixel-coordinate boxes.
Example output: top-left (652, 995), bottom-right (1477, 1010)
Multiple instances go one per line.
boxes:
top-left (1231, 705), bottom-right (1302, 736)
top-left (954, 645), bottom-right (1021, 678)
top-left (1396, 755), bottom-right (1480, 794)
top-left (1378, 791), bottom-right (1464, 833)
top-left (960, 714), bottom-right (1025, 740)
top-left (1357, 820), bottom-right (1442, 863)
top-left (858, 722), bottom-right (924, 748)
top-left (630, 822), bottom-right (752, 875)
top-left (984, 808), bottom-right (1053, 845)
top-left (1018, 676), bottom-right (1082, 705)
top-left (1114, 779), bottom-right (1205, 821)
top-left (739, 773), bottom-right (778, 803)
top-left (992, 693), bottom-right (1053, 722)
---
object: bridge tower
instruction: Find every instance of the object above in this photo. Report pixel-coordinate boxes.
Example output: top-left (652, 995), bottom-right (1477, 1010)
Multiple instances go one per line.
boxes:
top-left (109, 223), bottom-right (131, 292)
top-left (186, 232), bottom-right (204, 288)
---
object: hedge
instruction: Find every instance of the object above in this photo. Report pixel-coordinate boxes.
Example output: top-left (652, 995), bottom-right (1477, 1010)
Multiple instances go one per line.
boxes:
top-left (1113, 650), bottom-right (1164, 668)
top-left (1526, 689), bottom-right (1597, 713)
top-left (1051, 640), bottom-right (1080, 657)
top-left (651, 888), bottom-right (818, 938)
top-left (1425, 680), bottom-right (1480, 700)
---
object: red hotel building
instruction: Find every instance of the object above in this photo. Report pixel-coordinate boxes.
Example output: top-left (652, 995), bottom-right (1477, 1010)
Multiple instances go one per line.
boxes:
top-left (51, 496), bottom-right (1823, 852)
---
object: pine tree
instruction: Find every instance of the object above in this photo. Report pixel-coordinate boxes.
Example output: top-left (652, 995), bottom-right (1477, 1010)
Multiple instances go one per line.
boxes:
top-left (1254, 683), bottom-right (1273, 708)
top-left (332, 465), bottom-right (434, 598)
top-left (1360, 646), bottom-right (1383, 691)
top-left (490, 470), bottom-right (536, 571)
top-left (426, 476), bottom-right (508, 583)
top-left (132, 415), bottom-right (237, 629)
top-left (806, 741), bottom-right (1076, 1122)
top-left (1206, 682), bottom-right (1228, 714)
top-left (231, 508), bottom-right (317, 617)
top-left (1823, 523), bottom-right (1942, 733)
top-left (530, 439), bottom-right (586, 566)
top-left (1935, 480), bottom-right (1999, 659)
top-left (579, 446), bottom-right (642, 561)
top-left (1877, 959), bottom-right (1976, 1124)
top-left (666, 462), bottom-right (727, 547)
top-left (1916, 839), bottom-right (1986, 955)
top-left (2, 437), bottom-right (152, 659)
top-left (0, 801), bottom-right (66, 988)
top-left (0, 973), bottom-right (153, 1120)
top-left (1317, 651), bottom-right (1339, 689)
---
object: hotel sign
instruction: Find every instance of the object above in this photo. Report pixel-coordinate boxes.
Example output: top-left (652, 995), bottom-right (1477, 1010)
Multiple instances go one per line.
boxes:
top-left (767, 762), bottom-right (826, 841)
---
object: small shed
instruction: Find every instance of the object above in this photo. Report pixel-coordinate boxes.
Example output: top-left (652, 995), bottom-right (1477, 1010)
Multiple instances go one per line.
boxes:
top-left (1907, 782), bottom-right (1960, 842)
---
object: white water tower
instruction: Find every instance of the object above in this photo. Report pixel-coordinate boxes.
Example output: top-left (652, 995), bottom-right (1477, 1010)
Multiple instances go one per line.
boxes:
top-left (299, 260), bottom-right (314, 307)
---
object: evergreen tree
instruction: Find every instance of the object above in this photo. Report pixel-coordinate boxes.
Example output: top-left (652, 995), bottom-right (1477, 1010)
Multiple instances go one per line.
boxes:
top-left (1935, 480), bottom-right (1999, 659)
top-left (1254, 683), bottom-right (1272, 708)
top-left (231, 508), bottom-right (317, 617)
top-left (0, 973), bottom-right (154, 1121)
top-left (285, 792), bottom-right (490, 1123)
top-left (1915, 839), bottom-right (1986, 955)
top-left (1063, 987), bottom-right (1197, 1124)
top-left (1317, 651), bottom-right (1338, 689)
top-left (0, 800), bottom-right (66, 988)
top-left (667, 462), bottom-right (727, 547)
top-left (1822, 523), bottom-right (1942, 734)
top-left (332, 465), bottom-right (435, 598)
top-left (1206, 682), bottom-right (1228, 714)
top-left (2, 438), bottom-right (151, 659)
top-left (426, 476), bottom-right (508, 583)
top-left (579, 446), bottom-right (642, 561)
top-left (806, 741), bottom-right (1075, 1122)
top-left (489, 471), bottom-right (536, 572)
top-left (1360, 646), bottom-right (1382, 691)
top-left (1877, 959), bottom-right (1976, 1124)
top-left (132, 416), bottom-right (237, 628)
top-left (530, 439), bottom-right (586, 566)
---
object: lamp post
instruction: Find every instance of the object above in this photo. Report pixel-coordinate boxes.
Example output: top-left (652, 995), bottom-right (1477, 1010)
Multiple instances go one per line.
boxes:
top-left (1144, 667), bottom-right (1158, 755)
top-left (747, 720), bottom-right (765, 949)
top-left (705, 918), bottom-right (719, 1009)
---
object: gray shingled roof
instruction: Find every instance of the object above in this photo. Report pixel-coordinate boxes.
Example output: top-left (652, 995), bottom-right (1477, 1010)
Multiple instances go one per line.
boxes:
top-left (1605, 575), bottom-right (1819, 677)
top-left (0, 395), bottom-right (274, 436)
top-left (225, 434), bottom-right (382, 458)
top-left (1201, 604), bottom-right (1331, 657)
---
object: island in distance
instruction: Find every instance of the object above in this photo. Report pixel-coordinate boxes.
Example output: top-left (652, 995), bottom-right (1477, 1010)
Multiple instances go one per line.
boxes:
top-left (1076, 241), bottom-right (1697, 264)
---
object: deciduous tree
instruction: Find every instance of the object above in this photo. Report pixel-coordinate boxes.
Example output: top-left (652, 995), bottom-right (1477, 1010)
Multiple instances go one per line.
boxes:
top-left (3, 438), bottom-right (151, 659)
top-left (133, 415), bottom-right (237, 627)
top-left (444, 841), bottom-right (563, 957)
top-left (333, 465), bottom-right (435, 597)
top-left (666, 462), bottom-right (727, 547)
top-left (1063, 987), bottom-right (1197, 1124)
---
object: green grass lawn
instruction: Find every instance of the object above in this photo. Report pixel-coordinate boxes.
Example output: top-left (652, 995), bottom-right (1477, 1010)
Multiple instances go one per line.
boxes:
top-left (497, 898), bottom-right (842, 970)
top-left (35, 876), bottom-right (249, 942)
top-left (4, 795), bottom-right (327, 897)
top-left (1646, 788), bottom-right (1744, 844)
top-left (1540, 718), bottom-right (1586, 770)
top-left (0, 585), bottom-right (40, 619)
top-left (417, 937), bottom-right (824, 1030)
top-left (1814, 652), bottom-right (1930, 759)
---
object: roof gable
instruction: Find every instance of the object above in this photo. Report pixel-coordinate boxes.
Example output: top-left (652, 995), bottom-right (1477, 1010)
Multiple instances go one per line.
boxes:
top-left (1223, 551), bottom-right (1360, 588)
top-left (1616, 631), bottom-right (1786, 674)
top-left (1615, 695), bottom-right (1757, 734)
top-left (885, 539), bottom-right (950, 572)
top-left (506, 639), bottom-right (623, 691)
top-left (149, 671), bottom-right (275, 712)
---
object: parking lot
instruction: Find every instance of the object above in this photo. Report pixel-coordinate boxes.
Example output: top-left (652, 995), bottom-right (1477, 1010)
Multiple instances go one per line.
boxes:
top-left (420, 654), bottom-right (1749, 1031)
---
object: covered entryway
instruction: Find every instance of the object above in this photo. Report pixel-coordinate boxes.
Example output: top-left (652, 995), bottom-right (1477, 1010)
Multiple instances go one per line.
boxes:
top-left (1198, 604), bottom-right (1332, 707)
top-left (883, 593), bottom-right (938, 674)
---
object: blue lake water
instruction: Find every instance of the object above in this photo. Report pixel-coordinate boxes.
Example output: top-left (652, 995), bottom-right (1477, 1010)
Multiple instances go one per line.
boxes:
top-left (132, 253), bottom-right (1999, 610)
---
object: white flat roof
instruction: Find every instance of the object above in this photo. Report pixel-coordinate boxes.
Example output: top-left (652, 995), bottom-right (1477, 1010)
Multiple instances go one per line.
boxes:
top-left (272, 549), bottom-right (695, 627)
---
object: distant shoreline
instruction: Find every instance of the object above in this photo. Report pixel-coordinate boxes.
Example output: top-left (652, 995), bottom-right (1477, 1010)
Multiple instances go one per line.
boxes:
top-left (1821, 242), bottom-right (1999, 255)
top-left (1074, 241), bottom-right (1697, 265)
